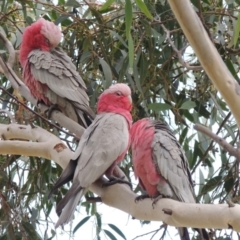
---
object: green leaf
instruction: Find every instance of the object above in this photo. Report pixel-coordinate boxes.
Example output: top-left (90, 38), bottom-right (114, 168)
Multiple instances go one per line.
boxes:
top-left (103, 229), bottom-right (117, 240)
top-left (110, 30), bottom-right (128, 48)
top-left (224, 172), bottom-right (234, 193)
top-left (65, 0), bottom-right (79, 7)
top-left (99, 58), bottom-right (112, 88)
top-left (125, 0), bottom-right (132, 38)
top-left (201, 176), bottom-right (222, 194)
top-left (55, 15), bottom-right (70, 25)
top-left (128, 34), bottom-right (134, 71)
top-left (234, 13), bottom-right (240, 47)
top-left (180, 100), bottom-right (196, 110)
top-left (135, 0), bottom-right (153, 20)
top-left (22, 221), bottom-right (42, 240)
top-left (108, 224), bottom-right (126, 240)
top-left (95, 212), bottom-right (102, 231)
top-left (179, 127), bottom-right (188, 145)
top-left (198, 168), bottom-right (205, 197)
top-left (73, 216), bottom-right (91, 234)
top-left (225, 58), bottom-right (239, 81)
top-left (100, 0), bottom-right (115, 11)
top-left (148, 103), bottom-right (171, 111)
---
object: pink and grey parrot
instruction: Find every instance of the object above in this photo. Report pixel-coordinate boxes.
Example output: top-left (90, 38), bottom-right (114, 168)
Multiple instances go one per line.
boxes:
top-left (52, 83), bottom-right (132, 228)
top-left (19, 18), bottom-right (95, 127)
top-left (131, 118), bottom-right (208, 240)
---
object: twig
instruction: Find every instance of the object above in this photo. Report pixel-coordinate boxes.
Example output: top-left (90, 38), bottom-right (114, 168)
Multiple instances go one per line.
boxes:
top-left (191, 112), bottom-right (232, 174)
top-left (155, 15), bottom-right (202, 71)
top-left (132, 228), bottom-right (161, 240)
top-left (194, 124), bottom-right (240, 160)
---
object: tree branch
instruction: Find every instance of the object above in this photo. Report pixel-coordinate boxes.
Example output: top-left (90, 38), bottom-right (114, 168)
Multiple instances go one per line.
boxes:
top-left (167, 0), bottom-right (240, 128)
top-left (92, 178), bottom-right (240, 231)
top-left (1, 123), bottom-right (240, 230)
top-left (0, 123), bottom-right (72, 168)
top-left (194, 124), bottom-right (240, 160)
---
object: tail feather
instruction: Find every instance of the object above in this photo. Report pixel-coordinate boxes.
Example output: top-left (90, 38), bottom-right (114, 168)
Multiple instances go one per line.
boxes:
top-left (178, 227), bottom-right (190, 240)
top-left (48, 159), bottom-right (78, 199)
top-left (56, 181), bottom-right (83, 216)
top-left (76, 106), bottom-right (95, 127)
top-left (55, 188), bottom-right (86, 228)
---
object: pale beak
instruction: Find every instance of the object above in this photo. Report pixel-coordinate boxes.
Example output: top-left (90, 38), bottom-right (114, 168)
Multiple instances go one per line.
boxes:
top-left (128, 95), bottom-right (132, 103)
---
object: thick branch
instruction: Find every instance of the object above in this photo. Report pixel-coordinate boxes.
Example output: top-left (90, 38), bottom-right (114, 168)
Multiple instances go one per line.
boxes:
top-left (194, 124), bottom-right (240, 160)
top-left (167, 0), bottom-right (240, 128)
top-left (0, 123), bottom-right (72, 168)
top-left (1, 123), bottom-right (240, 230)
top-left (92, 178), bottom-right (240, 231)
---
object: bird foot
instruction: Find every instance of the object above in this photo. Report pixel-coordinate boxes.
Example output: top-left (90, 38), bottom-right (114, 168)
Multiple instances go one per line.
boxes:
top-left (102, 176), bottom-right (132, 189)
top-left (86, 196), bottom-right (102, 203)
top-left (135, 194), bottom-right (150, 203)
top-left (152, 194), bottom-right (163, 208)
top-left (44, 104), bottom-right (61, 119)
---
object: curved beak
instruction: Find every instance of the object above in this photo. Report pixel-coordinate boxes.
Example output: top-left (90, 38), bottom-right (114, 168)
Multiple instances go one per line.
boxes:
top-left (128, 95), bottom-right (132, 104)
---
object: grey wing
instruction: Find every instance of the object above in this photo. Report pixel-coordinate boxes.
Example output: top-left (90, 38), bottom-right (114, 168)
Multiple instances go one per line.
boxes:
top-left (56, 113), bottom-right (129, 214)
top-left (28, 49), bottom-right (95, 121)
top-left (152, 124), bottom-right (195, 203)
top-left (74, 112), bottom-right (129, 187)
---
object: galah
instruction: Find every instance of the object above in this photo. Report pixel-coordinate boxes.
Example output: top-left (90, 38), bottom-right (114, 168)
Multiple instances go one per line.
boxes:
top-left (19, 18), bottom-right (95, 127)
top-left (51, 83), bottom-right (132, 228)
top-left (131, 118), bottom-right (208, 240)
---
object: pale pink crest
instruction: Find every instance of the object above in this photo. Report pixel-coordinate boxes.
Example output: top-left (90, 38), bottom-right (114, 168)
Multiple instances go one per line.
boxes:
top-left (39, 18), bottom-right (62, 47)
top-left (103, 83), bottom-right (131, 97)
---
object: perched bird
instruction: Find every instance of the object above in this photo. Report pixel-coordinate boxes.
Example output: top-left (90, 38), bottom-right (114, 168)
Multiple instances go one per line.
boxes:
top-left (131, 118), bottom-right (208, 240)
top-left (52, 83), bottom-right (132, 228)
top-left (19, 18), bottom-right (95, 127)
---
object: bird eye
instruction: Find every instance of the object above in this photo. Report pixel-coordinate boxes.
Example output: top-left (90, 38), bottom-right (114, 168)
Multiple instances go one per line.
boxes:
top-left (45, 38), bottom-right (50, 45)
top-left (115, 91), bottom-right (122, 96)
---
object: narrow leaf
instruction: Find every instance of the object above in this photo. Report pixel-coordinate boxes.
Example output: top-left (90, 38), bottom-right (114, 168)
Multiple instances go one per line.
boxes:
top-left (135, 0), bottom-right (153, 20)
top-left (108, 224), bottom-right (126, 240)
top-left (148, 103), bottom-right (171, 111)
top-left (201, 176), bottom-right (222, 194)
top-left (125, 0), bottom-right (132, 37)
top-left (99, 58), bottom-right (112, 88)
top-left (73, 216), bottom-right (91, 234)
top-left (180, 100), bottom-right (196, 110)
top-left (65, 0), bottom-right (79, 7)
top-left (128, 34), bottom-right (134, 71)
top-left (103, 229), bottom-right (117, 240)
top-left (22, 221), bottom-right (42, 240)
top-left (110, 30), bottom-right (128, 48)
top-left (234, 13), bottom-right (240, 47)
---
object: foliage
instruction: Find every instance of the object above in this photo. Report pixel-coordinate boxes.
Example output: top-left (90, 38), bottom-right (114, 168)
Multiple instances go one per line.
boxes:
top-left (0, 0), bottom-right (240, 239)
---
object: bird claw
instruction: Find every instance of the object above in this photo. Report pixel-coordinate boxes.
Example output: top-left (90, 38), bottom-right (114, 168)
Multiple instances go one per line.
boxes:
top-left (135, 194), bottom-right (150, 203)
top-left (44, 104), bottom-right (61, 119)
top-left (152, 194), bottom-right (163, 208)
top-left (102, 176), bottom-right (132, 189)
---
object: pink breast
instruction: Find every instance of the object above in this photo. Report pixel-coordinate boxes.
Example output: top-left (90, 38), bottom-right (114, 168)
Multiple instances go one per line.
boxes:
top-left (23, 63), bottom-right (51, 105)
